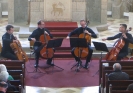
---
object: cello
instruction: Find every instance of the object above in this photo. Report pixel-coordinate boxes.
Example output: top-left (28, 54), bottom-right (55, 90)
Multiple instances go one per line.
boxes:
top-left (105, 27), bottom-right (132, 61)
top-left (74, 20), bottom-right (91, 58)
top-left (10, 37), bottom-right (28, 62)
top-left (39, 31), bottom-right (54, 59)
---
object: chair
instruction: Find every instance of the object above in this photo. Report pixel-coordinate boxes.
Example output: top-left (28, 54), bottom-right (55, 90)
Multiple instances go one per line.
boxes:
top-left (0, 42), bottom-right (8, 60)
top-left (0, 42), bottom-right (2, 57)
top-left (29, 41), bottom-right (34, 58)
top-left (126, 43), bottom-right (133, 60)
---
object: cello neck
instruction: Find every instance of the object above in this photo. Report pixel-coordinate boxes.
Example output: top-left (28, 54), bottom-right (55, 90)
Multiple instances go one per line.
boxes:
top-left (83, 20), bottom-right (90, 38)
top-left (44, 31), bottom-right (48, 44)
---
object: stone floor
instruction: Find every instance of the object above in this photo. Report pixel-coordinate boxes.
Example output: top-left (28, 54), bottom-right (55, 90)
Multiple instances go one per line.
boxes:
top-left (26, 86), bottom-right (99, 93)
top-left (0, 17), bottom-right (132, 93)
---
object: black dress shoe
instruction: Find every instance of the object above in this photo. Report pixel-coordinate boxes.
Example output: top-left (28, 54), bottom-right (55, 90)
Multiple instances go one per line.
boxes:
top-left (34, 64), bottom-right (38, 68)
top-left (83, 65), bottom-right (89, 69)
top-left (47, 62), bottom-right (54, 66)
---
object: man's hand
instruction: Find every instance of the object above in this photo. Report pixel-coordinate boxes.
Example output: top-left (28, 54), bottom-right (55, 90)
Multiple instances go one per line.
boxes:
top-left (14, 36), bottom-right (17, 40)
top-left (84, 30), bottom-right (91, 35)
top-left (31, 38), bottom-right (36, 42)
top-left (0, 81), bottom-right (7, 93)
top-left (122, 33), bottom-right (127, 39)
top-left (0, 87), bottom-right (7, 93)
top-left (13, 40), bottom-right (18, 43)
top-left (102, 38), bottom-right (107, 41)
top-left (66, 36), bottom-right (70, 39)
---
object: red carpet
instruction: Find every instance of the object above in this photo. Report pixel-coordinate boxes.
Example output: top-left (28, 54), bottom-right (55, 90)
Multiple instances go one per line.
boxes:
top-left (25, 59), bottom-right (99, 87)
top-left (45, 22), bottom-right (78, 30)
top-left (41, 22), bottom-right (78, 58)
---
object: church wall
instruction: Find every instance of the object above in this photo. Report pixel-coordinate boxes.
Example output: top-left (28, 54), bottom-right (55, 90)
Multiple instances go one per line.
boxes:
top-left (30, 0), bottom-right (86, 22)
top-left (0, 0), bottom-right (8, 11)
top-left (30, 0), bottom-right (44, 22)
top-left (86, 0), bottom-right (107, 24)
top-left (101, 0), bottom-right (107, 24)
top-left (87, 0), bottom-right (101, 23)
top-left (0, 3), bottom-right (1, 18)
top-left (107, 0), bottom-right (112, 11)
top-left (72, 0), bottom-right (86, 21)
top-left (7, 0), bottom-right (107, 23)
top-left (8, 0), bottom-right (14, 23)
top-left (14, 0), bottom-right (28, 22)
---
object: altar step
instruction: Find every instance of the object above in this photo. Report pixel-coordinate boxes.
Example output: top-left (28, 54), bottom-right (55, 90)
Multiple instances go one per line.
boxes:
top-left (18, 21), bottom-right (99, 38)
top-left (19, 31), bottom-right (75, 38)
top-left (22, 45), bottom-right (111, 59)
top-left (17, 21), bottom-right (101, 59)
top-left (27, 51), bottom-right (107, 59)
top-left (29, 22), bottom-right (78, 32)
top-left (19, 28), bottom-right (99, 38)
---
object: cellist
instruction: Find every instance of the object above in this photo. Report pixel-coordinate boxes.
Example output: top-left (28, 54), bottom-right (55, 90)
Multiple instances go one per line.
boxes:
top-left (102, 24), bottom-right (133, 60)
top-left (66, 20), bottom-right (97, 69)
top-left (28, 20), bottom-right (53, 68)
top-left (1, 25), bottom-right (18, 60)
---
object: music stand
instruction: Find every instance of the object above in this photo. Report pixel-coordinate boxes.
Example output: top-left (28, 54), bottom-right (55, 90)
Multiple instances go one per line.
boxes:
top-left (93, 41), bottom-right (109, 59)
top-left (92, 41), bottom-right (109, 77)
top-left (46, 38), bottom-right (64, 71)
top-left (70, 38), bottom-right (88, 72)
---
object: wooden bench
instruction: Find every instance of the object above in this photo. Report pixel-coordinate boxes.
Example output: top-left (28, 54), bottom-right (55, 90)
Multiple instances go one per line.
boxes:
top-left (102, 65), bottom-right (133, 87)
top-left (101, 65), bottom-right (133, 93)
top-left (99, 59), bottom-right (133, 85)
top-left (105, 73), bottom-right (133, 93)
top-left (8, 70), bottom-right (23, 80)
top-left (0, 60), bottom-right (25, 88)
top-left (0, 60), bottom-right (25, 75)
top-left (109, 84), bottom-right (133, 93)
top-left (6, 84), bottom-right (22, 93)
top-left (6, 74), bottom-right (23, 93)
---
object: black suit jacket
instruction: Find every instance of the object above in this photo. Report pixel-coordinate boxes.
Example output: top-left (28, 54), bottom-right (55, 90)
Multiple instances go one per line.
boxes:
top-left (107, 33), bottom-right (133, 54)
top-left (1, 32), bottom-right (15, 54)
top-left (108, 70), bottom-right (129, 80)
top-left (28, 28), bottom-right (53, 47)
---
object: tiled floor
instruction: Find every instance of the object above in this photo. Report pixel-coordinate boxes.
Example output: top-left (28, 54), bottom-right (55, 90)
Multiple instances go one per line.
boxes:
top-left (0, 17), bottom-right (132, 93)
top-left (26, 86), bottom-right (99, 93)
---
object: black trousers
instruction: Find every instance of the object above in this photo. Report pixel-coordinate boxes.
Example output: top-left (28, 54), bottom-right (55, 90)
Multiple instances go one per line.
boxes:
top-left (1, 51), bottom-right (18, 60)
top-left (117, 51), bottom-right (127, 60)
top-left (71, 45), bottom-right (93, 65)
top-left (34, 46), bottom-right (52, 65)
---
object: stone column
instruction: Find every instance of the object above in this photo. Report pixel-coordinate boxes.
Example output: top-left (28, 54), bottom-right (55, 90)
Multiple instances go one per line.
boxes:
top-left (8, 0), bottom-right (14, 23)
top-left (86, 0), bottom-right (107, 25)
top-left (72, 0), bottom-right (86, 22)
top-left (129, 13), bottom-right (133, 28)
top-left (101, 0), bottom-right (107, 24)
top-left (8, 0), bottom-right (28, 23)
top-left (112, 0), bottom-right (123, 18)
top-left (0, 0), bottom-right (8, 12)
top-left (107, 0), bottom-right (112, 11)
top-left (30, 0), bottom-right (44, 22)
top-left (0, 3), bottom-right (1, 18)
top-left (14, 0), bottom-right (28, 23)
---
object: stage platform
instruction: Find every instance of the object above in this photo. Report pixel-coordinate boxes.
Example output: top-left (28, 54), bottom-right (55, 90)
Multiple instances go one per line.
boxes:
top-left (0, 18), bottom-right (132, 59)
